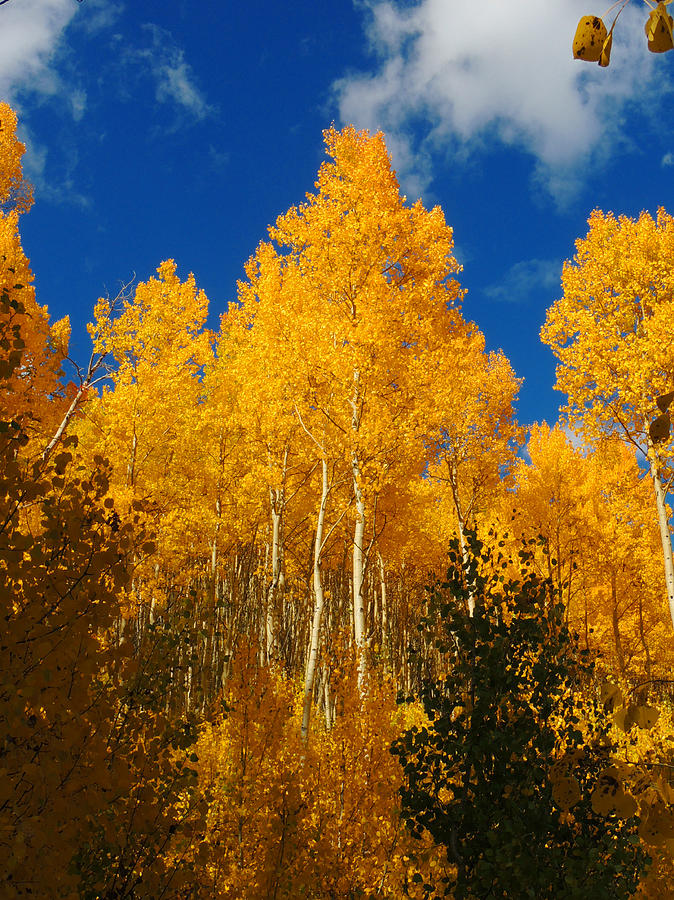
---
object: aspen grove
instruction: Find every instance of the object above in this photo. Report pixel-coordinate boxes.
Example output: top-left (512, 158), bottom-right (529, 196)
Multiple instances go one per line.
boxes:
top-left (3, 101), bottom-right (674, 898)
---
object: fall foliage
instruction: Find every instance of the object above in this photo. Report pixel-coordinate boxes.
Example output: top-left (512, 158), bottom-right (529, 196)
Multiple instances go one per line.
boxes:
top-left (2, 100), bottom-right (674, 897)
top-left (572, 1), bottom-right (674, 67)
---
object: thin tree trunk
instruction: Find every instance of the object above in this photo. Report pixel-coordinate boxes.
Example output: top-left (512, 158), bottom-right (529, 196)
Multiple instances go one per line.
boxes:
top-left (301, 457), bottom-right (329, 743)
top-left (449, 460), bottom-right (475, 615)
top-left (350, 368), bottom-right (367, 687)
top-left (352, 450), bottom-right (367, 686)
top-left (378, 552), bottom-right (388, 654)
top-left (649, 452), bottom-right (674, 629)
top-left (637, 586), bottom-right (653, 683)
top-left (266, 487), bottom-right (283, 664)
top-left (42, 385), bottom-right (86, 462)
top-left (610, 571), bottom-right (626, 677)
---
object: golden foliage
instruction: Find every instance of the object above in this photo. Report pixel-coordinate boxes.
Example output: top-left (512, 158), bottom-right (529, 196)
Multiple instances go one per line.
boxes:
top-left (573, 2), bottom-right (674, 66)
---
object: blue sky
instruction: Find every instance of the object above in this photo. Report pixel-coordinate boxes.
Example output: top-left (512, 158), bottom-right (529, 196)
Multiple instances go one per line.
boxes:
top-left (2, 0), bottom-right (674, 428)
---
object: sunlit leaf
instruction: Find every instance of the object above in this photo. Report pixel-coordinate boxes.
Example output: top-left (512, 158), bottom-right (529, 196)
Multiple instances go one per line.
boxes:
top-left (613, 707), bottom-right (627, 731)
top-left (599, 30), bottom-right (613, 67)
top-left (625, 704), bottom-right (660, 730)
top-left (645, 3), bottom-right (674, 53)
top-left (573, 16), bottom-right (608, 61)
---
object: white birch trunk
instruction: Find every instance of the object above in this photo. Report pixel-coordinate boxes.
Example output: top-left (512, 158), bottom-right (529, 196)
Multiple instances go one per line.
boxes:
top-left (378, 551), bottom-right (388, 650)
top-left (449, 460), bottom-right (475, 615)
top-left (301, 457), bottom-right (329, 743)
top-left (266, 492), bottom-right (282, 664)
top-left (350, 368), bottom-right (367, 687)
top-left (649, 453), bottom-right (674, 628)
top-left (42, 385), bottom-right (86, 462)
top-left (352, 450), bottom-right (367, 685)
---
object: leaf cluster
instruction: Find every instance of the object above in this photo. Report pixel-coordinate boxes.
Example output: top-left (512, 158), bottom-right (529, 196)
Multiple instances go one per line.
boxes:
top-left (573, 1), bottom-right (674, 68)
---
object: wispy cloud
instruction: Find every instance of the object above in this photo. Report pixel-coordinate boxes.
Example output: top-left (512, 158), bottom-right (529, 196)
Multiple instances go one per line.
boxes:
top-left (18, 120), bottom-right (89, 207)
top-left (133, 24), bottom-right (213, 121)
top-left (0, 3), bottom-right (212, 203)
top-left (662, 152), bottom-right (674, 167)
top-left (484, 259), bottom-right (561, 304)
top-left (0, 0), bottom-right (91, 204)
top-left (0, 0), bottom-right (80, 104)
top-left (335, 0), bottom-right (665, 203)
top-left (73, 0), bottom-right (124, 36)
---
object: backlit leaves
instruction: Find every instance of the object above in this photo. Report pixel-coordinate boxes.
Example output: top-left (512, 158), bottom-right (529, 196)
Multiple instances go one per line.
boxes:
top-left (573, 1), bottom-right (674, 67)
top-left (646, 1), bottom-right (674, 52)
top-left (591, 771), bottom-right (638, 817)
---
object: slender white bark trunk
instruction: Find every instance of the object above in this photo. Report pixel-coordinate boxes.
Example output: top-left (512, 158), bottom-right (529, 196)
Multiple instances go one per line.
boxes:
top-left (350, 368), bottom-right (367, 687)
top-left (266, 491), bottom-right (282, 663)
top-left (301, 457), bottom-right (329, 743)
top-left (42, 385), bottom-right (85, 462)
top-left (127, 427), bottom-right (137, 488)
top-left (378, 552), bottom-right (388, 660)
top-left (267, 446), bottom-right (288, 663)
top-left (449, 460), bottom-right (475, 615)
top-left (649, 453), bottom-right (674, 628)
top-left (352, 450), bottom-right (367, 684)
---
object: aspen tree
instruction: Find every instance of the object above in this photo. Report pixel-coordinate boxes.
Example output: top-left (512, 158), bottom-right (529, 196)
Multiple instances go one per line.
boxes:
top-left (542, 209), bottom-right (674, 628)
top-left (424, 334), bottom-right (521, 612)
top-left (236, 125), bottom-right (463, 705)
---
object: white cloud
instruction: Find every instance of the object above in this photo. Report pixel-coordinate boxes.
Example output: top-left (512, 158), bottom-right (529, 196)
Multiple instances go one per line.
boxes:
top-left (18, 120), bottom-right (89, 207)
top-left (74, 0), bottom-right (123, 36)
top-left (335, 0), bottom-right (664, 202)
top-left (0, 0), bottom-right (79, 103)
top-left (135, 24), bottom-right (212, 120)
top-left (662, 151), bottom-right (674, 167)
top-left (484, 258), bottom-right (561, 304)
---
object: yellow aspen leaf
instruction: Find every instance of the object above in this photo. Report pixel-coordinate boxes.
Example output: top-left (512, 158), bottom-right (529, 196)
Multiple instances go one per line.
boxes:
top-left (599, 30), bottom-right (613, 67)
top-left (649, 412), bottom-right (671, 444)
top-left (601, 681), bottom-right (624, 712)
top-left (613, 707), bottom-right (628, 731)
top-left (551, 774), bottom-right (582, 811)
top-left (573, 16), bottom-right (608, 61)
top-left (639, 800), bottom-right (674, 845)
top-left (656, 389), bottom-right (674, 412)
top-left (646, 3), bottom-right (674, 52)
top-left (613, 790), bottom-right (639, 818)
top-left (625, 704), bottom-right (660, 730)
top-left (591, 777), bottom-right (636, 817)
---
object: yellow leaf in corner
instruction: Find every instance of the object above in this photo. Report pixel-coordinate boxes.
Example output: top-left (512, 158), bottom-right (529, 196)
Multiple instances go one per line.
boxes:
top-left (646, 3), bottom-right (674, 52)
top-left (573, 16), bottom-right (608, 61)
top-left (599, 31), bottom-right (613, 67)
